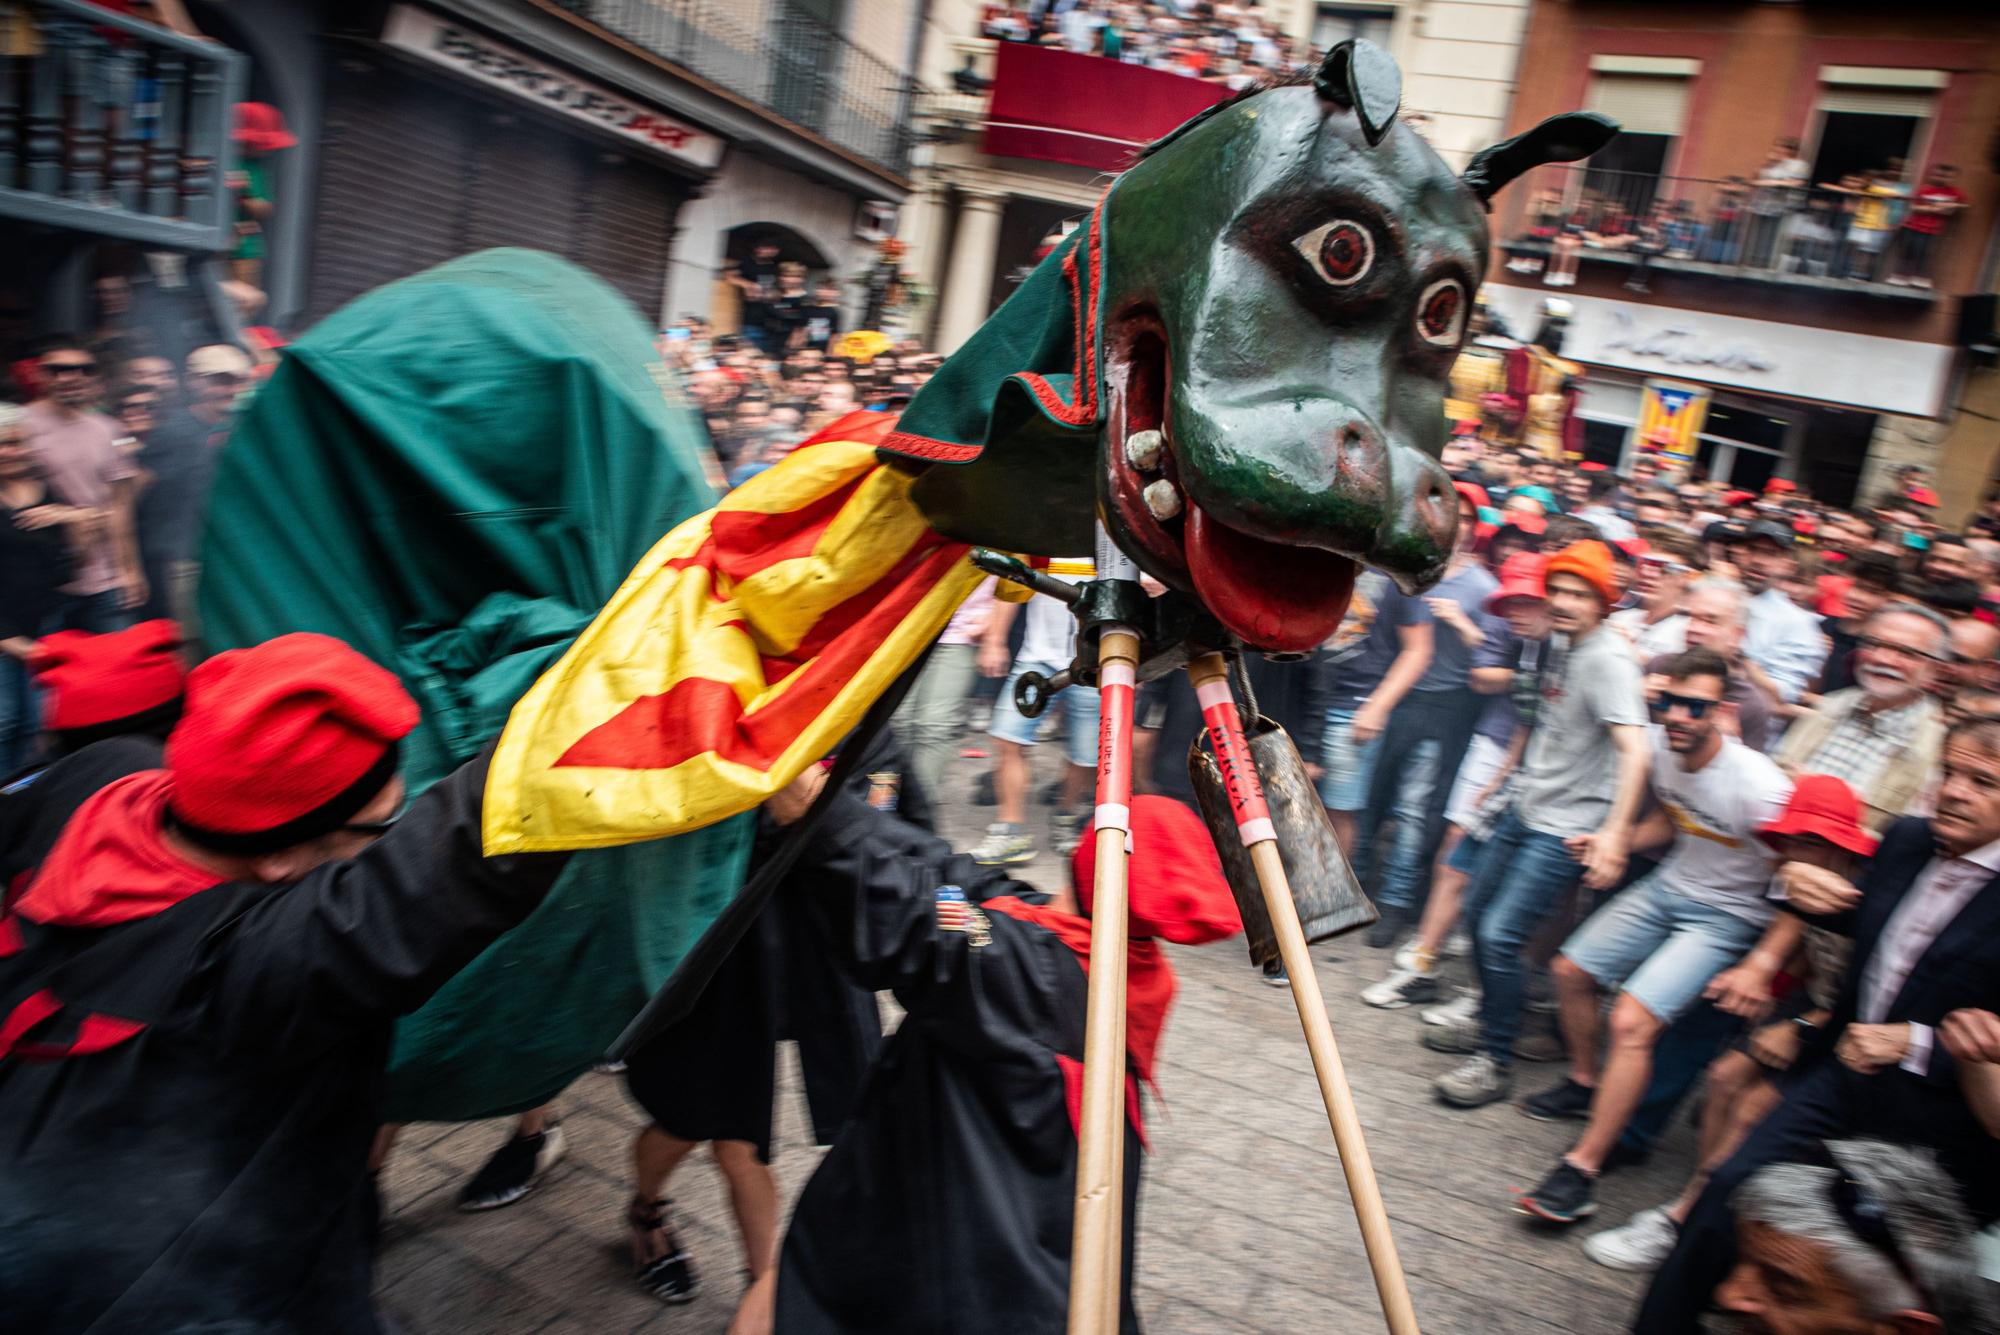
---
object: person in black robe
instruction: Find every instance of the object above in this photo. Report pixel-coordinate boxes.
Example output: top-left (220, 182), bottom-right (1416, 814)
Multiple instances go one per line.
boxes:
top-left (742, 780), bottom-right (1242, 1334)
top-left (0, 632), bottom-right (570, 1333)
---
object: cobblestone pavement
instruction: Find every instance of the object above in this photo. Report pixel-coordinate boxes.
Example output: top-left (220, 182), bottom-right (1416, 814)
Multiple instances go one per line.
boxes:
top-left (378, 736), bottom-right (1691, 1333)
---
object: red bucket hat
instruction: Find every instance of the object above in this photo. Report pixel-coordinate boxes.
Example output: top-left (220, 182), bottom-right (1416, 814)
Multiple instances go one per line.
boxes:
top-left (1486, 552), bottom-right (1548, 611)
top-left (1756, 774), bottom-right (1878, 859)
top-left (33, 619), bottom-right (187, 737)
top-left (232, 101), bottom-right (297, 153)
top-left (166, 633), bottom-right (418, 853)
top-left (1073, 795), bottom-right (1240, 945)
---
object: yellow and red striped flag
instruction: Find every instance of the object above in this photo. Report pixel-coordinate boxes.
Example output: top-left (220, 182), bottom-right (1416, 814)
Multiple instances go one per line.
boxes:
top-left (482, 411), bottom-right (984, 853)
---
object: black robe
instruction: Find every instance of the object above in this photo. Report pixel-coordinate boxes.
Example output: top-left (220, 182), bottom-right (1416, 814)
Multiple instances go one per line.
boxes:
top-left (777, 791), bottom-right (1144, 1334)
top-left (0, 744), bottom-right (568, 1333)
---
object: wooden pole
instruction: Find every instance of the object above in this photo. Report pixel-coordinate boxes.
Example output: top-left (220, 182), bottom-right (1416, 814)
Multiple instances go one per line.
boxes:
top-left (1067, 626), bottom-right (1140, 1335)
top-left (1186, 653), bottom-right (1420, 1335)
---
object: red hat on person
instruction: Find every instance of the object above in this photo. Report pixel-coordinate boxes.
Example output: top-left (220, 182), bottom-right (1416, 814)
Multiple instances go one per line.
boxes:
top-left (1485, 552), bottom-right (1549, 611)
top-left (1579, 461), bottom-right (1608, 473)
top-left (1073, 796), bottom-right (1240, 945)
top-left (232, 101), bottom-right (297, 153)
top-left (1452, 480), bottom-right (1490, 511)
top-left (1907, 485), bottom-right (1941, 508)
top-left (1545, 539), bottom-right (1619, 606)
top-left (165, 633), bottom-right (418, 853)
top-left (1756, 774), bottom-right (1878, 859)
top-left (1614, 537), bottom-right (1649, 561)
top-left (32, 620), bottom-right (187, 736)
top-left (1765, 478), bottom-right (1797, 494)
top-left (1452, 418), bottom-right (1480, 437)
top-left (1724, 490), bottom-right (1756, 507)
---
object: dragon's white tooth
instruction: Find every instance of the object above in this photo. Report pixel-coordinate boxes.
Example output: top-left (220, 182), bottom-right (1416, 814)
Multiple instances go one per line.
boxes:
top-left (1125, 428), bottom-right (1166, 471)
top-left (1143, 478), bottom-right (1183, 521)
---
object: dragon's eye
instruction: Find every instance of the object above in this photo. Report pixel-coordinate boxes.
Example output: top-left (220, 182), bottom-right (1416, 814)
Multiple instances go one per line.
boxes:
top-left (1294, 220), bottom-right (1374, 287)
top-left (1416, 278), bottom-right (1467, 347)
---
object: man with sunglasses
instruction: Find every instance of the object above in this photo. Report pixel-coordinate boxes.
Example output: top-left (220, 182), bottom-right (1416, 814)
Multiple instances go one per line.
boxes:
top-left (22, 336), bottom-right (144, 632)
top-left (1514, 647), bottom-right (1794, 1225)
top-left (0, 633), bottom-right (571, 1332)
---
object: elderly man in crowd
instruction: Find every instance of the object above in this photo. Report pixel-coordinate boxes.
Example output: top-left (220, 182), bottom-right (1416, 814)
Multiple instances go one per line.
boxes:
top-left (1635, 713), bottom-right (2000, 1331)
top-left (1776, 603), bottom-right (1949, 833)
top-left (1721, 1141), bottom-right (2000, 1334)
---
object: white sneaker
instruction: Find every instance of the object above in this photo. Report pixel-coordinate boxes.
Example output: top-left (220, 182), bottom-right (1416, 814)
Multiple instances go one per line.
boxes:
top-left (1362, 966), bottom-right (1442, 1010)
top-left (1392, 937), bottom-right (1426, 972)
top-left (1422, 990), bottom-right (1480, 1027)
top-left (1442, 930), bottom-right (1472, 959)
top-left (1583, 1206), bottom-right (1681, 1272)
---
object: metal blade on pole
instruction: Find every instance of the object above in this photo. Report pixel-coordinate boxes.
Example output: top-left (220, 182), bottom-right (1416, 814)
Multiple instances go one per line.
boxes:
top-left (1186, 651), bottom-right (1422, 1335)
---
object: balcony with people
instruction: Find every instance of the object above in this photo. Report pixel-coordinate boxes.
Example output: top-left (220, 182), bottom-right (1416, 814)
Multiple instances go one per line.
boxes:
top-left (0, 0), bottom-right (244, 252)
top-left (1499, 162), bottom-right (1965, 305)
top-left (552, 0), bottom-right (918, 174)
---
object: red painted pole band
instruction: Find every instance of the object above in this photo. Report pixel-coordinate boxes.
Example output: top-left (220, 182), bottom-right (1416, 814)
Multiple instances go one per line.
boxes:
top-left (1193, 677), bottom-right (1276, 846)
top-left (1094, 643), bottom-right (1137, 834)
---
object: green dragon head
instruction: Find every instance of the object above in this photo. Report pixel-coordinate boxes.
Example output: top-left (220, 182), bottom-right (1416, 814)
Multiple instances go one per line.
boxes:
top-left (884, 41), bottom-right (1614, 652)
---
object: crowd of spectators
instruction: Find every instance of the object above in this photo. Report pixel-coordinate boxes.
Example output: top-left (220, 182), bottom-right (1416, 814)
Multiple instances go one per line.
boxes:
top-left (978, 0), bottom-right (1304, 91)
top-left (1517, 136), bottom-right (1968, 292)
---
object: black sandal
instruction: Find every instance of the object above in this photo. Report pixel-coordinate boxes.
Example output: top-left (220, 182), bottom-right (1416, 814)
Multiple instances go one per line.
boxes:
top-left (628, 1195), bottom-right (697, 1304)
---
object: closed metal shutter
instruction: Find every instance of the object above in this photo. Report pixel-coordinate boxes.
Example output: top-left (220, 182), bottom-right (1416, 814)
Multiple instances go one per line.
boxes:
top-left (463, 109), bottom-right (587, 259)
top-left (307, 62), bottom-right (471, 325)
top-left (1588, 73), bottom-right (1691, 137)
top-left (1817, 86), bottom-right (1938, 119)
top-left (573, 154), bottom-right (682, 325)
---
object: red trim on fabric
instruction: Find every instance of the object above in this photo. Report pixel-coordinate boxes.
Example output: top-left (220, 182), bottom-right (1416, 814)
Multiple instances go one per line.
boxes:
top-left (6, 867), bottom-right (30, 914)
top-left (983, 893), bottom-right (1174, 1122)
top-left (555, 541), bottom-right (970, 773)
top-left (877, 431), bottom-right (983, 463)
top-left (13, 771), bottom-right (223, 928)
top-left (0, 989), bottom-right (61, 1056)
top-left (57, 1012), bottom-right (147, 1056)
top-left (1056, 1053), bottom-right (1151, 1151)
top-left (0, 914), bottom-right (21, 958)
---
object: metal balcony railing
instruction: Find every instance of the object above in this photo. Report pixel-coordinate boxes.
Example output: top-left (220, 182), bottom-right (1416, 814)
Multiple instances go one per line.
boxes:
top-left (0, 0), bottom-right (245, 250)
top-left (1502, 166), bottom-right (1956, 300)
top-left (553, 0), bottom-right (917, 174)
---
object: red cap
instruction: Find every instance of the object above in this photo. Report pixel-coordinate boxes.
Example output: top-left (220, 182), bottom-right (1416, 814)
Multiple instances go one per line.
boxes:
top-left (1579, 461), bottom-right (1608, 473)
top-left (1452, 480), bottom-right (1490, 512)
top-left (1500, 513), bottom-right (1546, 537)
top-left (1615, 538), bottom-right (1649, 560)
top-left (1452, 418), bottom-right (1480, 437)
top-left (32, 619), bottom-right (186, 733)
top-left (1757, 774), bottom-right (1878, 859)
top-left (1724, 490), bottom-right (1756, 507)
top-left (1765, 478), bottom-right (1796, 494)
top-left (1073, 796), bottom-right (1240, 945)
top-left (1546, 539), bottom-right (1619, 606)
top-left (1907, 486), bottom-right (1941, 508)
top-left (166, 633), bottom-right (418, 851)
top-left (232, 101), bottom-right (297, 153)
top-left (1486, 552), bottom-right (1549, 610)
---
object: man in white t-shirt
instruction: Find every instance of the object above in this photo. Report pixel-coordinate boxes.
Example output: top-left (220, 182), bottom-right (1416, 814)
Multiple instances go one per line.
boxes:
top-left (970, 558), bottom-right (1100, 866)
top-left (1514, 647), bottom-right (1793, 1226)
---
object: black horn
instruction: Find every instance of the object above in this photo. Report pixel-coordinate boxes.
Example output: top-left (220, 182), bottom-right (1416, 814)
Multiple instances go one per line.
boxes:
top-left (1315, 38), bottom-right (1401, 147)
top-left (1461, 111), bottom-right (1620, 205)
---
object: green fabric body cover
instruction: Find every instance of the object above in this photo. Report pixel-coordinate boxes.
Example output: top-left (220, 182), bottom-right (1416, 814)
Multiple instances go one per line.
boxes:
top-left (199, 249), bottom-right (753, 1121)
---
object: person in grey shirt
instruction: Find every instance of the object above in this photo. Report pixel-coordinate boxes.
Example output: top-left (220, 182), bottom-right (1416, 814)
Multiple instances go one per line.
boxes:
top-left (1429, 540), bottom-right (1650, 1110)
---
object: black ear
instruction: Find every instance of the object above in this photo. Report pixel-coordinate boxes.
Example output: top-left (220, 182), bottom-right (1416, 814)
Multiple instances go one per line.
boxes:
top-left (1315, 38), bottom-right (1401, 147)
top-left (1462, 112), bottom-right (1620, 205)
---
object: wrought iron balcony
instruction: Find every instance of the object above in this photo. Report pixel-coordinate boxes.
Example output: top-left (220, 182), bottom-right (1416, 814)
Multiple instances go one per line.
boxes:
top-left (1499, 166), bottom-right (1955, 304)
top-left (553, 0), bottom-right (916, 174)
top-left (0, 0), bottom-right (245, 251)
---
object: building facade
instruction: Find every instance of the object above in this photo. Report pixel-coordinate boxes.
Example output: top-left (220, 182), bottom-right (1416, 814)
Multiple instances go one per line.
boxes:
top-left (1489, 0), bottom-right (2000, 510)
top-left (903, 0), bottom-right (1534, 352)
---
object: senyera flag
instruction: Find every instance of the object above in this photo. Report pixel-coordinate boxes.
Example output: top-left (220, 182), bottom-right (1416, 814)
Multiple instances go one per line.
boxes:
top-left (483, 411), bottom-right (984, 853)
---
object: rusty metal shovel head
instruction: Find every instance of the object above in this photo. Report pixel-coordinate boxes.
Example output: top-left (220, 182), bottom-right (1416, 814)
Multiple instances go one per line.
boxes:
top-left (1188, 715), bottom-right (1379, 967)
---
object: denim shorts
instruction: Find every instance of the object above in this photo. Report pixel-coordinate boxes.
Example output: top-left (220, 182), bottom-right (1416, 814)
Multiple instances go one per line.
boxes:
top-left (1560, 875), bottom-right (1767, 1024)
top-left (1316, 704), bottom-right (1381, 811)
top-left (988, 660), bottom-right (1100, 768)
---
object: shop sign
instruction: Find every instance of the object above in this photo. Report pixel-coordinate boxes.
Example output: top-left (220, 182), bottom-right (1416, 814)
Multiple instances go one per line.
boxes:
top-left (1481, 286), bottom-right (1952, 419)
top-left (383, 5), bottom-right (725, 171)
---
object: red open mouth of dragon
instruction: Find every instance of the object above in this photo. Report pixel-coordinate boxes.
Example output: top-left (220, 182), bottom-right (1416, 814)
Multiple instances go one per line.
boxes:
top-left (1103, 318), bottom-right (1357, 655)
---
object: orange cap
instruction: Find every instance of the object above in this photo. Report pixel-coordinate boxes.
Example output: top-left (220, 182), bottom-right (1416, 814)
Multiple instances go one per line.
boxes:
top-left (1544, 539), bottom-right (1618, 607)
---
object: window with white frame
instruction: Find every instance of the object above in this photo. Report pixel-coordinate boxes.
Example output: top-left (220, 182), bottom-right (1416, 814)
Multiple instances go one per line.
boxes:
top-left (1807, 67), bottom-right (1943, 188)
